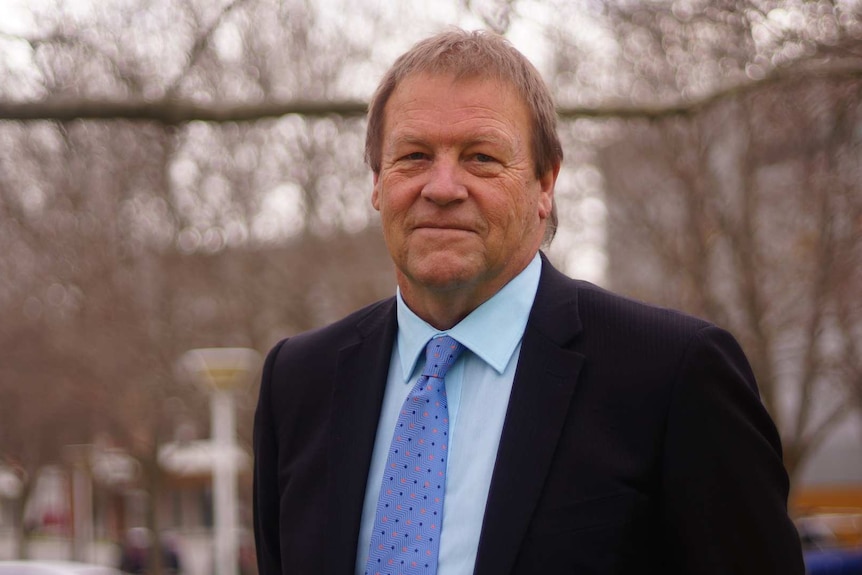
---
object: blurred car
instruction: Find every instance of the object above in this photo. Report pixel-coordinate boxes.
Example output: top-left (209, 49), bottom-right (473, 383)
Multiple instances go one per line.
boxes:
top-left (798, 511), bottom-right (862, 575)
top-left (804, 549), bottom-right (862, 575)
top-left (0, 561), bottom-right (121, 575)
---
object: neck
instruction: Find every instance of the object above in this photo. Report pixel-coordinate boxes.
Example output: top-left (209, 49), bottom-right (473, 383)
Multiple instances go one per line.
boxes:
top-left (398, 287), bottom-right (481, 330)
top-left (397, 262), bottom-right (534, 330)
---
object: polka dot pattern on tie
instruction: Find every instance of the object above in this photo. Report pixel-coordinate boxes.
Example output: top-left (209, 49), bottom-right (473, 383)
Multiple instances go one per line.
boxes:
top-left (366, 335), bottom-right (464, 575)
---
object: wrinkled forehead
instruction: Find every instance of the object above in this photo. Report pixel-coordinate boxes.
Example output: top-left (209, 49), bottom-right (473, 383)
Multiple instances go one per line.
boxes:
top-left (387, 70), bottom-right (528, 118)
top-left (385, 72), bottom-right (527, 126)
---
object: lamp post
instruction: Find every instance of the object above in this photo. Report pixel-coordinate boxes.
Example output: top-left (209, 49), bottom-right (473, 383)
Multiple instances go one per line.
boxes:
top-left (63, 444), bottom-right (94, 564)
top-left (180, 347), bottom-right (260, 575)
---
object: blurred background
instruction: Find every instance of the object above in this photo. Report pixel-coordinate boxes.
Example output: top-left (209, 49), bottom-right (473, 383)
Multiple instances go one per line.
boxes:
top-left (0, 0), bottom-right (860, 573)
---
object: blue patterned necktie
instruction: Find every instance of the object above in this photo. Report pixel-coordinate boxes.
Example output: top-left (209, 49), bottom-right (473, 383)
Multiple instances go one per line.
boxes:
top-left (366, 335), bottom-right (464, 575)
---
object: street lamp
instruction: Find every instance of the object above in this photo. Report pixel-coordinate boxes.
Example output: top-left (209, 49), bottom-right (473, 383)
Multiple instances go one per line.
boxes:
top-left (180, 347), bottom-right (260, 575)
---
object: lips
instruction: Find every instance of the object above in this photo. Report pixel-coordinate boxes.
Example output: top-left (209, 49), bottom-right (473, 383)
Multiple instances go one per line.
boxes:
top-left (412, 221), bottom-right (477, 233)
top-left (413, 227), bottom-right (477, 242)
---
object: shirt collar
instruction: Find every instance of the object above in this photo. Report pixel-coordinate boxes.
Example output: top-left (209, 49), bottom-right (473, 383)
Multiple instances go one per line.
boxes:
top-left (395, 253), bottom-right (542, 382)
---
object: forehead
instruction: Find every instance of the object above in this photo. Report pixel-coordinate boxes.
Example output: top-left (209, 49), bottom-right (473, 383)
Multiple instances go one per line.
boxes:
top-left (382, 72), bottom-right (531, 141)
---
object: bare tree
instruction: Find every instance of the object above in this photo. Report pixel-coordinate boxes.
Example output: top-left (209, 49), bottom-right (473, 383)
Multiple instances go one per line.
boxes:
top-left (0, 0), bottom-right (399, 561)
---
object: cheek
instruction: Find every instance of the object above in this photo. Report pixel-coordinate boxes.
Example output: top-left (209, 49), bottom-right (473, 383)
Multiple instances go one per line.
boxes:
top-left (375, 190), bottom-right (410, 236)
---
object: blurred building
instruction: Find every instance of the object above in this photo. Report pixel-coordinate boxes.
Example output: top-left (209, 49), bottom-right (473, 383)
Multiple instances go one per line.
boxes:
top-left (793, 414), bottom-right (862, 513)
top-left (157, 437), bottom-right (253, 575)
top-left (0, 439), bottom-right (255, 574)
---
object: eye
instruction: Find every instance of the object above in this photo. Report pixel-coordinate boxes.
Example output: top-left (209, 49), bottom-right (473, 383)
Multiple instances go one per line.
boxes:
top-left (401, 152), bottom-right (428, 161)
top-left (474, 153), bottom-right (496, 163)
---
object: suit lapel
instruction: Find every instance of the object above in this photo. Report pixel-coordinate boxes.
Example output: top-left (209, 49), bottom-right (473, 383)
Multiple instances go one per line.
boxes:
top-left (473, 257), bottom-right (585, 575)
top-left (325, 300), bottom-right (398, 575)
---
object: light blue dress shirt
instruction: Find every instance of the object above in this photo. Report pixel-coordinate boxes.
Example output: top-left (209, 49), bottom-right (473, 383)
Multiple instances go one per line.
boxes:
top-left (355, 254), bottom-right (542, 575)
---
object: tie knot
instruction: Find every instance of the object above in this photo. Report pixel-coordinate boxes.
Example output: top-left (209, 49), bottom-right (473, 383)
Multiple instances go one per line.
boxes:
top-left (421, 335), bottom-right (464, 379)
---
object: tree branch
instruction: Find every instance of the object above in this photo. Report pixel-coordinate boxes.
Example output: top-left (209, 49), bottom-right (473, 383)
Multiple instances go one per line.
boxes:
top-left (164, 0), bottom-right (255, 98)
top-left (557, 58), bottom-right (862, 120)
top-left (0, 55), bottom-right (859, 124)
top-left (0, 99), bottom-right (369, 123)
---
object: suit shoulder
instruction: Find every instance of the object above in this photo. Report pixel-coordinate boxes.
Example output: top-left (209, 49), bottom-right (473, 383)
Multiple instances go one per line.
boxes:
top-left (576, 280), bottom-right (709, 330)
top-left (577, 280), bottom-right (713, 342)
top-left (535, 257), bottom-right (717, 349)
top-left (268, 297), bottom-right (396, 362)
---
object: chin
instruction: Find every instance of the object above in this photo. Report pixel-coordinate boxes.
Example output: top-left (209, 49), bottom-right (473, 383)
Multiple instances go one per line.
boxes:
top-left (403, 254), bottom-right (483, 291)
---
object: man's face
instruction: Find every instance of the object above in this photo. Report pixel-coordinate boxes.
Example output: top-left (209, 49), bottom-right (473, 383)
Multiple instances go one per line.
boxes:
top-left (372, 72), bottom-right (557, 307)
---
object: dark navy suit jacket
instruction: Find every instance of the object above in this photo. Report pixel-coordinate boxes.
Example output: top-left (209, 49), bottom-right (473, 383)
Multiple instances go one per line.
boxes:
top-left (253, 255), bottom-right (804, 574)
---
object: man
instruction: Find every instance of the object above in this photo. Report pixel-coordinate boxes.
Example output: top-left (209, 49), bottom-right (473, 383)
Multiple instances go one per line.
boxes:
top-left (253, 29), bottom-right (805, 574)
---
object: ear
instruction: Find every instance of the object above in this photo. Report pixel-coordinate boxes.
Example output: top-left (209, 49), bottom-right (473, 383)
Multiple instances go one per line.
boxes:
top-left (371, 171), bottom-right (381, 211)
top-left (537, 161), bottom-right (560, 220)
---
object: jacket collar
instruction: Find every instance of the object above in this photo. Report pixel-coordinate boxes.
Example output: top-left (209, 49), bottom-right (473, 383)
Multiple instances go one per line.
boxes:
top-left (473, 253), bottom-right (586, 575)
top-left (325, 298), bottom-right (398, 575)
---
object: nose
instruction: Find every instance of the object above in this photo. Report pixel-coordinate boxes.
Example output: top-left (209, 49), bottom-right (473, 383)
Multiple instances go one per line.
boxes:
top-left (421, 157), bottom-right (468, 205)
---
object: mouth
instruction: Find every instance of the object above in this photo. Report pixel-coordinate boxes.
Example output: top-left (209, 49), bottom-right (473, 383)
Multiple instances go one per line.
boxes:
top-left (413, 227), bottom-right (477, 241)
top-left (413, 222), bottom-right (475, 233)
